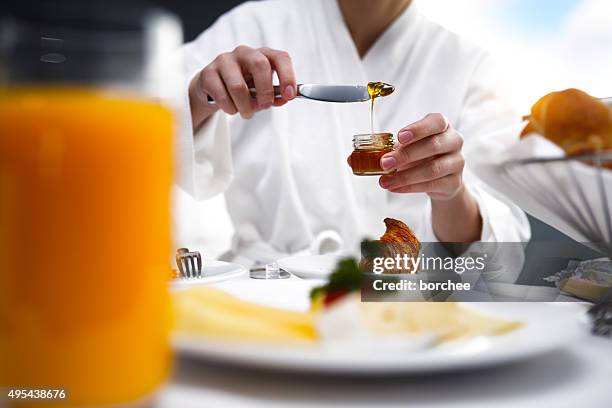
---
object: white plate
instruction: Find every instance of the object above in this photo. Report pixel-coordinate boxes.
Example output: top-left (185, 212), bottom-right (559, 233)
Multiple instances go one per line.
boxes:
top-left (171, 261), bottom-right (247, 288)
top-left (277, 254), bottom-right (344, 279)
top-left (174, 302), bottom-right (589, 375)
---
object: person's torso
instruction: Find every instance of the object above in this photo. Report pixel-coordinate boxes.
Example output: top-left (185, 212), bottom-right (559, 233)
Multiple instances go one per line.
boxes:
top-left (216, 0), bottom-right (486, 260)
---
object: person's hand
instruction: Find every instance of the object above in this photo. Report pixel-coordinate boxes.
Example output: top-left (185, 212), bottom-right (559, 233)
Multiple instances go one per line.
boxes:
top-left (378, 113), bottom-right (466, 202)
top-left (189, 45), bottom-right (297, 128)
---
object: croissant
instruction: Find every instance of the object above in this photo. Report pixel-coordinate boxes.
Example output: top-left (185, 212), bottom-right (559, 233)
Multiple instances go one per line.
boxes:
top-left (521, 88), bottom-right (612, 156)
top-left (361, 218), bottom-right (421, 274)
top-left (380, 218), bottom-right (420, 245)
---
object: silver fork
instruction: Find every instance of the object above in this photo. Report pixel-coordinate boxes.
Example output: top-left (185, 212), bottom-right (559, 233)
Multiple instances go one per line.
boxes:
top-left (176, 248), bottom-right (203, 279)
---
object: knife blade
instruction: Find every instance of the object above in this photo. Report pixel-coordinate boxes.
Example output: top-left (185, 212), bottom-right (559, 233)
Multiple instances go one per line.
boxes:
top-left (297, 84), bottom-right (371, 102)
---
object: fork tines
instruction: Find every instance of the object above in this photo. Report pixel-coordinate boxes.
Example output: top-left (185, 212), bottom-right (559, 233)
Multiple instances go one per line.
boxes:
top-left (176, 247), bottom-right (203, 279)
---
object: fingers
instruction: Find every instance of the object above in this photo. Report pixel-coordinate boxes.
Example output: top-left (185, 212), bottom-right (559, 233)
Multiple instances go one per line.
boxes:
top-left (385, 130), bottom-right (463, 171)
top-left (198, 66), bottom-right (237, 115)
top-left (216, 53), bottom-right (255, 118)
top-left (378, 114), bottom-right (465, 200)
top-left (385, 174), bottom-right (463, 196)
top-left (196, 46), bottom-right (297, 119)
top-left (397, 113), bottom-right (449, 145)
top-left (379, 152), bottom-right (465, 190)
top-left (260, 47), bottom-right (297, 106)
top-left (235, 46), bottom-right (275, 109)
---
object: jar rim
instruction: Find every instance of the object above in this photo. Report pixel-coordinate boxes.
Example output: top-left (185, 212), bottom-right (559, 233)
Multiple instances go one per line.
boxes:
top-left (352, 132), bottom-right (394, 149)
top-left (353, 132), bottom-right (394, 138)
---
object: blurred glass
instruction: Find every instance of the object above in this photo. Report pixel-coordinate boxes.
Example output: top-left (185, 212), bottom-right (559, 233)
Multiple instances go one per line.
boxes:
top-left (0, 1), bottom-right (181, 406)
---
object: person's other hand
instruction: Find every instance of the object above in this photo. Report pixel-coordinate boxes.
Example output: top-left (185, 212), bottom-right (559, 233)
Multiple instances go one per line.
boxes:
top-left (378, 113), bottom-right (466, 202)
top-left (189, 46), bottom-right (297, 127)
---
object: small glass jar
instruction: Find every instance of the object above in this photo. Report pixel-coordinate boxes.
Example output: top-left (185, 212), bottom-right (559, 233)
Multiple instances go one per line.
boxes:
top-left (349, 133), bottom-right (395, 176)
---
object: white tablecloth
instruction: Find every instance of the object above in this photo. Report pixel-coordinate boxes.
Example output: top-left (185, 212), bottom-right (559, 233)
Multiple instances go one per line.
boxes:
top-left (159, 275), bottom-right (612, 408)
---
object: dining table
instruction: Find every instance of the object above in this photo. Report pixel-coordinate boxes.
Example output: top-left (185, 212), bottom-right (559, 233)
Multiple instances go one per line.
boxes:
top-left (158, 272), bottom-right (612, 408)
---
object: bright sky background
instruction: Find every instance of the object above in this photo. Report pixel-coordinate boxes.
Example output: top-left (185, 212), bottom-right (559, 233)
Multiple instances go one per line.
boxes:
top-left (415, 0), bottom-right (612, 111)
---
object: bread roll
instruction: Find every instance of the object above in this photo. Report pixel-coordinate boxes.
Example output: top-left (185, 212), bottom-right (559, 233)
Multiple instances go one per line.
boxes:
top-left (521, 88), bottom-right (612, 155)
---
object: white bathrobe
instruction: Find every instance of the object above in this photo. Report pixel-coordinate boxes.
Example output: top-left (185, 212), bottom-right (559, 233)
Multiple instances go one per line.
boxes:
top-left (176, 0), bottom-right (530, 272)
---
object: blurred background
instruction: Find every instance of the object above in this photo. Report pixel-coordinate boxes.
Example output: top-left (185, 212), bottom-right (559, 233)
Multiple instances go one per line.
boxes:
top-left (154, 0), bottom-right (612, 280)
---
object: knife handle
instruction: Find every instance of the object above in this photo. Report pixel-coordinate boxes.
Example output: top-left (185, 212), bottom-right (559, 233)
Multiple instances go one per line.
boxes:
top-left (207, 85), bottom-right (300, 104)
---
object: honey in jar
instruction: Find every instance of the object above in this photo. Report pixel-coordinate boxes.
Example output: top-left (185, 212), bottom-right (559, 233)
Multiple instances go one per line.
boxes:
top-left (350, 133), bottom-right (395, 176)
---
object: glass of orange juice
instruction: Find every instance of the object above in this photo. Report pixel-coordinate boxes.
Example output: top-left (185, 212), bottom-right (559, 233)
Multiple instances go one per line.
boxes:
top-left (0, 3), bottom-right (181, 407)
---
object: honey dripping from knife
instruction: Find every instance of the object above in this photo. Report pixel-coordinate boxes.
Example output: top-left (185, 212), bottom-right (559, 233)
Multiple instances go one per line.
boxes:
top-left (368, 82), bottom-right (394, 134)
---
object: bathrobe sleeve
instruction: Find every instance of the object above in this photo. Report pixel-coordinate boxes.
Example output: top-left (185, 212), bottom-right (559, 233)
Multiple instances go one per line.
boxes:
top-left (419, 53), bottom-right (530, 282)
top-left (174, 2), bottom-right (265, 200)
top-left (420, 53), bottom-right (531, 243)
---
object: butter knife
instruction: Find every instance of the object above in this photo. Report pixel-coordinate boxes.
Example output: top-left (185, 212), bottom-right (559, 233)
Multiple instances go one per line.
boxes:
top-left (207, 83), bottom-right (394, 104)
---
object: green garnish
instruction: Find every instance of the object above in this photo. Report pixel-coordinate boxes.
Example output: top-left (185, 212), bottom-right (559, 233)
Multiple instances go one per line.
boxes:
top-left (309, 257), bottom-right (362, 301)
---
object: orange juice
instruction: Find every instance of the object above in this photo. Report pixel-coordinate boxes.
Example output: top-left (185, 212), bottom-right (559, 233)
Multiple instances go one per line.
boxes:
top-left (0, 87), bottom-right (174, 407)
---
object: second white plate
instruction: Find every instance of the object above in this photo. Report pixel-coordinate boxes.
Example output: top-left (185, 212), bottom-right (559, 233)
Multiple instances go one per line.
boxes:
top-left (277, 254), bottom-right (344, 279)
